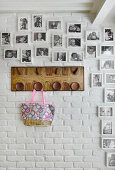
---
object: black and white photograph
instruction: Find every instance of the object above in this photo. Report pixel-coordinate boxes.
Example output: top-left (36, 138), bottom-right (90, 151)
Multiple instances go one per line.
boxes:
top-left (98, 106), bottom-right (113, 117)
top-left (35, 47), bottom-right (49, 57)
top-left (102, 138), bottom-right (115, 149)
top-left (100, 59), bottom-right (115, 71)
top-left (4, 49), bottom-right (18, 59)
top-left (1, 33), bottom-right (11, 46)
top-left (33, 32), bottom-right (46, 42)
top-left (67, 23), bottom-right (81, 34)
top-left (52, 34), bottom-right (63, 48)
top-left (18, 17), bottom-right (28, 31)
top-left (32, 14), bottom-right (43, 29)
top-left (16, 35), bottom-right (28, 44)
top-left (86, 31), bottom-right (100, 41)
top-left (69, 51), bottom-right (83, 61)
top-left (86, 45), bottom-right (97, 58)
top-left (52, 51), bottom-right (67, 62)
top-left (67, 37), bottom-right (81, 48)
top-left (91, 73), bottom-right (103, 87)
top-left (107, 153), bottom-right (115, 168)
top-left (101, 120), bottom-right (113, 135)
top-left (104, 28), bottom-right (114, 42)
top-left (105, 88), bottom-right (115, 103)
top-left (100, 45), bottom-right (114, 56)
top-left (47, 20), bottom-right (62, 30)
top-left (21, 49), bottom-right (32, 63)
top-left (105, 73), bottom-right (115, 84)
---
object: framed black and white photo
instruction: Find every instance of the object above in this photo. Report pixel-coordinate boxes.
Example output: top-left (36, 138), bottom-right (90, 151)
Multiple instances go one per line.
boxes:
top-left (100, 45), bottom-right (114, 56)
top-left (32, 14), bottom-right (43, 30)
top-left (100, 59), bottom-right (115, 71)
top-left (69, 51), bottom-right (83, 62)
top-left (52, 51), bottom-right (67, 62)
top-left (102, 138), bottom-right (115, 149)
top-left (1, 33), bottom-right (12, 46)
top-left (4, 49), bottom-right (18, 59)
top-left (16, 34), bottom-right (29, 44)
top-left (67, 37), bottom-right (81, 48)
top-left (104, 28), bottom-right (114, 42)
top-left (98, 106), bottom-right (113, 117)
top-left (101, 120), bottom-right (113, 135)
top-left (86, 30), bottom-right (100, 41)
top-left (67, 23), bottom-right (82, 34)
top-left (86, 45), bottom-right (97, 58)
top-left (105, 73), bottom-right (115, 84)
top-left (33, 32), bottom-right (46, 42)
top-left (18, 17), bottom-right (29, 31)
top-left (107, 152), bottom-right (115, 168)
top-left (47, 20), bottom-right (62, 30)
top-left (52, 34), bottom-right (63, 48)
top-left (35, 47), bottom-right (49, 57)
top-left (91, 73), bottom-right (103, 87)
top-left (21, 49), bottom-right (32, 63)
top-left (105, 88), bottom-right (115, 103)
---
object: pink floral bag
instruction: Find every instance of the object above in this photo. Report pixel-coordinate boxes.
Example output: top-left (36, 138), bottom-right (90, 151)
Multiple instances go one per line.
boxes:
top-left (21, 89), bottom-right (55, 126)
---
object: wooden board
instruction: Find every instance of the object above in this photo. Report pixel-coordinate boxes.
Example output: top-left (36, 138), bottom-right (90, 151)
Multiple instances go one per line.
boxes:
top-left (11, 67), bottom-right (84, 91)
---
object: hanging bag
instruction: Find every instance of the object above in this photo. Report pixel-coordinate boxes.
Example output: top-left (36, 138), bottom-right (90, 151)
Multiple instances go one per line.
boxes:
top-left (21, 89), bottom-right (55, 126)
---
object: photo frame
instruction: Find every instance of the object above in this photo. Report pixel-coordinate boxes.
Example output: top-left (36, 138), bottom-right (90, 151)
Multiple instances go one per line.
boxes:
top-left (100, 59), bottom-right (115, 71)
top-left (105, 88), bottom-right (115, 103)
top-left (86, 30), bottom-right (100, 41)
top-left (91, 73), bottom-right (103, 87)
top-left (86, 45), bottom-right (97, 59)
top-left (1, 32), bottom-right (12, 46)
top-left (104, 28), bottom-right (114, 42)
top-left (105, 73), bottom-right (115, 84)
top-left (69, 51), bottom-right (83, 62)
top-left (47, 20), bottom-right (62, 30)
top-left (35, 47), bottom-right (49, 57)
top-left (100, 45), bottom-right (114, 56)
top-left (15, 34), bottom-right (29, 44)
top-left (102, 138), bottom-right (115, 149)
top-left (4, 48), bottom-right (19, 59)
top-left (21, 49), bottom-right (32, 63)
top-left (101, 120), bottom-right (113, 135)
top-left (107, 152), bottom-right (115, 168)
top-left (67, 23), bottom-right (82, 34)
top-left (32, 32), bottom-right (47, 42)
top-left (98, 106), bottom-right (113, 117)
top-left (52, 51), bottom-right (67, 62)
top-left (32, 14), bottom-right (44, 30)
top-left (52, 33), bottom-right (63, 48)
top-left (67, 37), bottom-right (81, 48)
top-left (18, 16), bottom-right (29, 31)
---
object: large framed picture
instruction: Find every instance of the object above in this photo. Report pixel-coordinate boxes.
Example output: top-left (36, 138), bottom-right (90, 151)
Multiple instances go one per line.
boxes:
top-left (98, 106), bottom-right (113, 117)
top-left (105, 88), bottom-right (115, 103)
top-left (18, 17), bottom-right (29, 31)
top-left (47, 20), bottom-right (62, 30)
top-left (69, 51), bottom-right (83, 62)
top-left (4, 49), bottom-right (19, 59)
top-left (91, 73), bottom-right (103, 87)
top-left (100, 45), bottom-right (114, 56)
top-left (101, 120), bottom-right (113, 135)
top-left (102, 138), bottom-right (115, 149)
top-left (52, 33), bottom-right (63, 48)
top-left (86, 30), bottom-right (100, 41)
top-left (107, 152), bottom-right (115, 168)
top-left (33, 32), bottom-right (47, 42)
top-left (15, 34), bottom-right (29, 44)
top-left (1, 33), bottom-right (12, 46)
top-left (100, 59), bottom-right (115, 71)
top-left (86, 45), bottom-right (97, 59)
top-left (21, 49), bottom-right (32, 63)
top-left (52, 51), bottom-right (67, 62)
top-left (105, 73), bottom-right (115, 84)
top-left (35, 47), bottom-right (49, 57)
top-left (67, 23), bottom-right (82, 34)
top-left (67, 37), bottom-right (81, 48)
top-left (32, 14), bottom-right (43, 30)
top-left (104, 28), bottom-right (114, 42)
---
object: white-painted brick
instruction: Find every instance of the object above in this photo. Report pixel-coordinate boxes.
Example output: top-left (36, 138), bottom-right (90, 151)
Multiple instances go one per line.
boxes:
top-left (26, 156), bottom-right (44, 161)
top-left (8, 144), bottom-right (25, 150)
top-left (55, 150), bottom-right (74, 156)
top-left (45, 144), bottom-right (63, 150)
top-left (7, 156), bottom-right (25, 162)
top-left (65, 156), bottom-right (83, 162)
top-left (17, 150), bottom-right (35, 156)
top-left (17, 162), bottom-right (35, 168)
top-left (37, 150), bottom-right (54, 156)
top-left (27, 144), bottom-right (44, 150)
top-left (36, 162), bottom-right (54, 168)
top-left (55, 162), bottom-right (73, 168)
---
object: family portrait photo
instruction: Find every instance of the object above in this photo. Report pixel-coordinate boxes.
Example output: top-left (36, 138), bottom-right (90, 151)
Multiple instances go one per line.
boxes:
top-left (86, 31), bottom-right (100, 41)
top-left (100, 59), bottom-right (115, 70)
top-left (4, 49), bottom-right (18, 59)
top-left (16, 35), bottom-right (28, 44)
top-left (32, 14), bottom-right (42, 29)
top-left (105, 88), bottom-right (115, 103)
top-left (36, 48), bottom-right (49, 57)
top-left (53, 52), bottom-right (67, 62)
top-left (100, 45), bottom-right (114, 56)
top-left (107, 153), bottom-right (115, 167)
top-left (1, 33), bottom-right (11, 45)
top-left (52, 34), bottom-right (63, 48)
top-left (21, 50), bottom-right (32, 63)
top-left (98, 106), bottom-right (113, 117)
top-left (104, 28), bottom-right (114, 42)
top-left (102, 138), bottom-right (115, 149)
top-left (86, 45), bottom-right (97, 58)
top-left (101, 120), bottom-right (113, 135)
top-left (69, 51), bottom-right (83, 61)
top-left (18, 17), bottom-right (28, 31)
top-left (67, 23), bottom-right (81, 33)
top-left (105, 73), bottom-right (115, 84)
top-left (67, 38), bottom-right (81, 47)
top-left (92, 73), bottom-right (103, 87)
top-left (33, 32), bottom-right (46, 42)
top-left (48, 20), bottom-right (61, 30)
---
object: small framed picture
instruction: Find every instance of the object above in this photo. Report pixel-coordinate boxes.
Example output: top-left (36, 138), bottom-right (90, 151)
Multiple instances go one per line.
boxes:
top-left (100, 45), bottom-right (114, 56)
top-left (100, 59), bottom-right (115, 71)
top-left (47, 20), bottom-right (62, 30)
top-left (105, 88), bottom-right (115, 103)
top-left (32, 14), bottom-right (43, 30)
top-left (69, 51), bottom-right (83, 62)
top-left (35, 47), bottom-right (49, 57)
top-left (21, 49), bottom-right (32, 63)
top-left (1, 33), bottom-right (12, 46)
top-left (67, 37), bottom-right (81, 48)
top-left (91, 73), bottom-right (103, 87)
top-left (52, 34), bottom-right (63, 48)
top-left (102, 138), bottom-right (115, 149)
top-left (15, 34), bottom-right (29, 44)
top-left (107, 152), bottom-right (115, 168)
top-left (4, 49), bottom-right (19, 59)
top-left (67, 23), bottom-right (82, 34)
top-left (101, 120), bottom-right (113, 135)
top-left (86, 30), bottom-right (100, 41)
top-left (104, 28), bottom-right (114, 42)
top-left (86, 45), bottom-right (97, 58)
top-left (98, 106), bottom-right (113, 117)
top-left (105, 73), bottom-right (115, 84)
top-left (33, 32), bottom-right (47, 42)
top-left (52, 51), bottom-right (67, 62)
top-left (18, 17), bottom-right (29, 31)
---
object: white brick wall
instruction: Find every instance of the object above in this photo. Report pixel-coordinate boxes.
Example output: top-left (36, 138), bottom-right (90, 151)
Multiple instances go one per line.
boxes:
top-left (0, 12), bottom-right (115, 170)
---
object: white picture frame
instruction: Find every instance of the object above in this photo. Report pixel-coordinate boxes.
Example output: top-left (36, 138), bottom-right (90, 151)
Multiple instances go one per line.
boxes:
top-left (4, 48), bottom-right (19, 59)
top-left (18, 16), bottom-right (29, 31)
top-left (86, 30), bottom-right (100, 42)
top-left (98, 106), bottom-right (113, 117)
top-left (100, 59), bottom-right (115, 71)
top-left (1, 32), bottom-right (12, 46)
top-left (102, 138), bottom-right (115, 149)
top-left (52, 33), bottom-right (64, 48)
top-left (21, 49), bottom-right (32, 64)
top-left (32, 32), bottom-right (47, 42)
top-left (47, 19), bottom-right (62, 30)
top-left (32, 14), bottom-right (44, 30)
top-left (69, 51), bottom-right (83, 62)
top-left (86, 45), bottom-right (97, 59)
top-left (105, 73), bottom-right (115, 85)
top-left (104, 28), bottom-right (114, 42)
top-left (67, 23), bottom-right (82, 34)
top-left (91, 73), bottom-right (103, 87)
top-left (35, 47), bottom-right (49, 57)
top-left (107, 152), bottom-right (115, 168)
top-left (100, 45), bottom-right (114, 56)
top-left (67, 37), bottom-right (81, 48)
top-left (101, 120), bottom-right (113, 135)
top-left (15, 34), bottom-right (29, 44)
top-left (52, 51), bottom-right (67, 62)
top-left (105, 88), bottom-right (115, 103)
